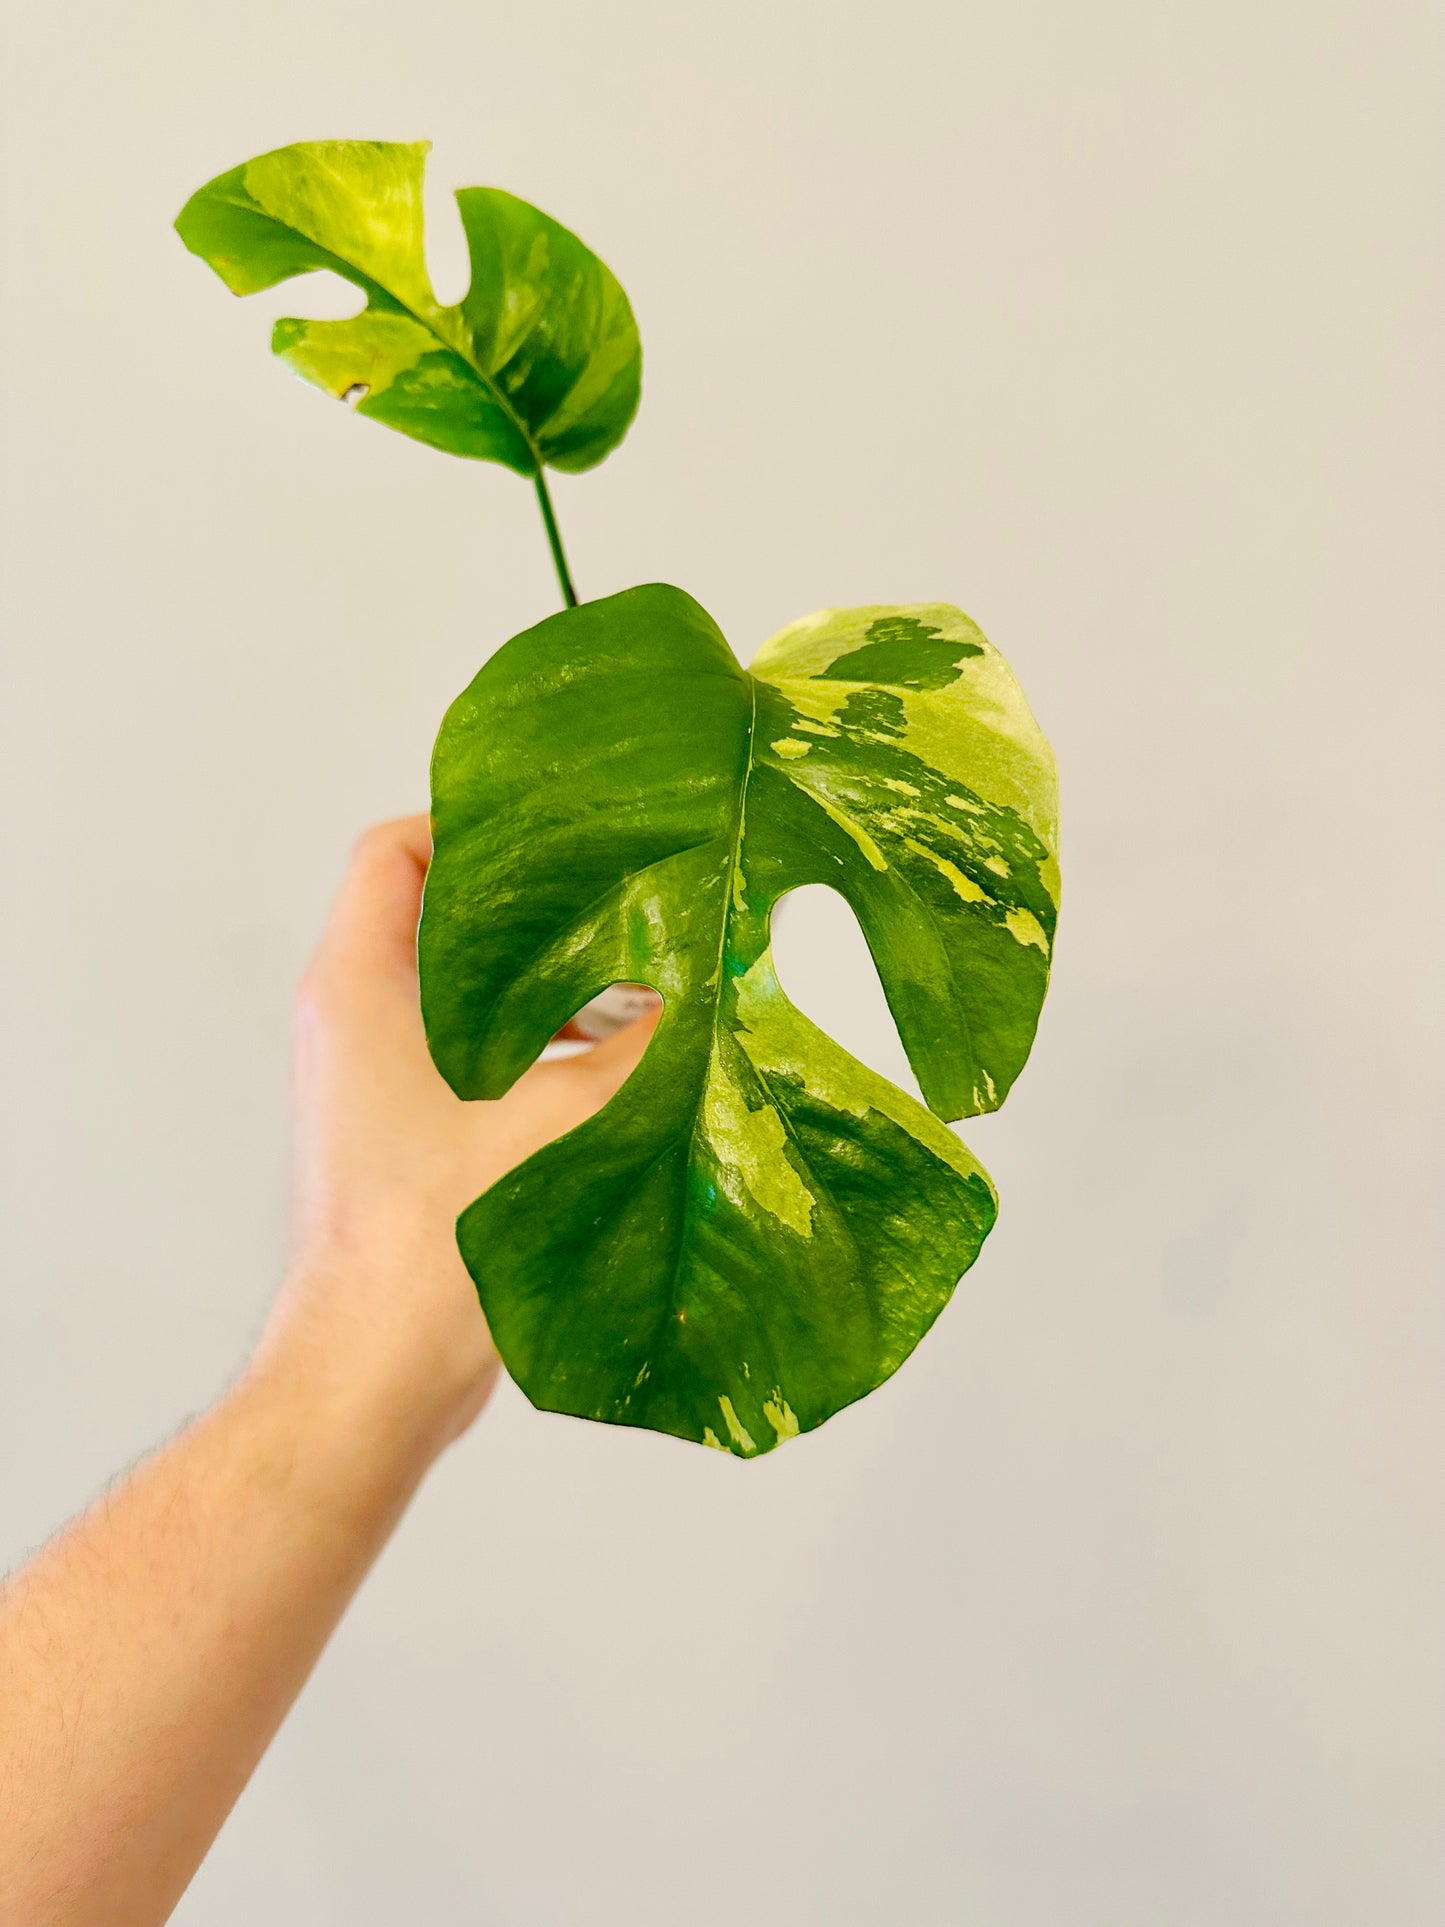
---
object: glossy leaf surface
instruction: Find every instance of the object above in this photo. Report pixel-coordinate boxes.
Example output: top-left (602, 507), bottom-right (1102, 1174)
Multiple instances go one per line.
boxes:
top-left (176, 140), bottom-right (640, 474)
top-left (421, 586), bottom-right (1058, 1457)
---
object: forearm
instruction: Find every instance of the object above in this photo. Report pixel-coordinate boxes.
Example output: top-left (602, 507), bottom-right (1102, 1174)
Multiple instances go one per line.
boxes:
top-left (0, 1297), bottom-right (446, 1927)
top-left (0, 817), bottom-right (634, 1923)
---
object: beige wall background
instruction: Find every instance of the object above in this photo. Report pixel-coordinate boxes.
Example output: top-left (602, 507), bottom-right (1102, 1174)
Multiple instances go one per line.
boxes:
top-left (3, 2), bottom-right (1442, 1921)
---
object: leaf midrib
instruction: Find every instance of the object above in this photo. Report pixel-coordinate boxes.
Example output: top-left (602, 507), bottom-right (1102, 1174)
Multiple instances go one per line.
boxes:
top-left (638, 673), bottom-right (760, 1394)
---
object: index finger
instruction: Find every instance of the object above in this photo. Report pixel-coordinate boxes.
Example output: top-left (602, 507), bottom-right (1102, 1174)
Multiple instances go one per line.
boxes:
top-left (325, 814), bottom-right (434, 972)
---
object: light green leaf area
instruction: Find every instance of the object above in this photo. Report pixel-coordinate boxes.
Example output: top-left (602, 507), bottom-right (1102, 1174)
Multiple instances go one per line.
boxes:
top-left (420, 586), bottom-right (1059, 1457)
top-left (176, 140), bottom-right (640, 474)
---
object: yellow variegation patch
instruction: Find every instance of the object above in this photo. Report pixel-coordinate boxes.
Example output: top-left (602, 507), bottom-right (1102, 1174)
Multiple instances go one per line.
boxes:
top-left (702, 1056), bottom-right (815, 1237)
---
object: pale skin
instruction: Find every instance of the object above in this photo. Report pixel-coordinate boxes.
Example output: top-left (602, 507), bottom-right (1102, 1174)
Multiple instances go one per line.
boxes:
top-left (0, 816), bottom-right (657, 1927)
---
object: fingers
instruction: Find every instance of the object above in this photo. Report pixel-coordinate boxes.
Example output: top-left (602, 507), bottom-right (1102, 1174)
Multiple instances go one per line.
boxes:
top-left (325, 815), bottom-right (433, 975)
top-left (367, 812), bottom-right (433, 868)
top-left (312, 822), bottom-right (664, 1103)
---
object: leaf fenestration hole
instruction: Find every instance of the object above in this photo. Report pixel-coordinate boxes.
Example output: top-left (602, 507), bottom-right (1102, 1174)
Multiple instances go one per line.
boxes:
top-left (421, 151), bottom-right (471, 306)
top-left (248, 267), bottom-right (367, 325)
top-left (769, 885), bottom-right (921, 1098)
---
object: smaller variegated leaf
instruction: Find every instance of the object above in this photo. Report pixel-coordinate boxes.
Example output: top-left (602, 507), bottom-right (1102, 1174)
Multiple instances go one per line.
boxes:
top-left (176, 140), bottom-right (640, 475)
top-left (420, 586), bottom-right (1059, 1457)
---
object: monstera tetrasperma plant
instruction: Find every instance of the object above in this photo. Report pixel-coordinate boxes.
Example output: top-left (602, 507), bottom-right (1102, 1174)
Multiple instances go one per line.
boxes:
top-left (178, 139), bottom-right (1059, 1458)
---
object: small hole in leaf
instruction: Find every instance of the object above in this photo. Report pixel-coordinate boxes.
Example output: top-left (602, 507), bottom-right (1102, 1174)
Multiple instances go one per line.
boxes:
top-left (543, 983), bottom-right (662, 1060)
top-left (566, 982), bottom-right (661, 1042)
top-left (341, 382), bottom-right (369, 407)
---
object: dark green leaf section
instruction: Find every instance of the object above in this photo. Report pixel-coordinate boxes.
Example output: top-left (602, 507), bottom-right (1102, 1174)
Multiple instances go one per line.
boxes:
top-left (420, 586), bottom-right (1059, 1457)
top-left (824, 614), bottom-right (984, 689)
top-left (176, 141), bottom-right (640, 475)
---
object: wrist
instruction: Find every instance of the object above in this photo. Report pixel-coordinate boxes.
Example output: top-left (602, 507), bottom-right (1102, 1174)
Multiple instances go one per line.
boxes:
top-left (245, 1256), bottom-right (497, 1487)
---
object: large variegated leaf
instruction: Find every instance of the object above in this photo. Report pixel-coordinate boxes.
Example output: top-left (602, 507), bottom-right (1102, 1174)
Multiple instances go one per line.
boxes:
top-left (420, 585), bottom-right (1058, 1457)
top-left (175, 140), bottom-right (640, 475)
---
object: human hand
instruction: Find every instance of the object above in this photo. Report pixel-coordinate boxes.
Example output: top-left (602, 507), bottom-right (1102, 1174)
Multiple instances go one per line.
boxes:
top-left (253, 815), bottom-right (658, 1460)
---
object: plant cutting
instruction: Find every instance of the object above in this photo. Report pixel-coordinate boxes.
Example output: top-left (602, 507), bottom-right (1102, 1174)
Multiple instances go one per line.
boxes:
top-left (177, 139), bottom-right (1059, 1459)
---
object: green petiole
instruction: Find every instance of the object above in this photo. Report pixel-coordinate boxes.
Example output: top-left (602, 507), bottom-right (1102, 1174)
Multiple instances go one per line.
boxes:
top-left (533, 469), bottom-right (578, 609)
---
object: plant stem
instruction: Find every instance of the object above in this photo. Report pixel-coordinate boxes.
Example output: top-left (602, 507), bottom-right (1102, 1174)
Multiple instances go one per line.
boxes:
top-left (533, 469), bottom-right (578, 609)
